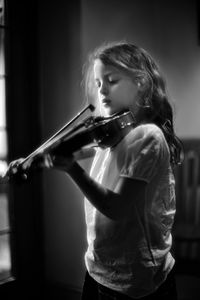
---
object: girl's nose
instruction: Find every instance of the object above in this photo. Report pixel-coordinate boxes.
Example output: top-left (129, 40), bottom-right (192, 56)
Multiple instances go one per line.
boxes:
top-left (99, 82), bottom-right (108, 95)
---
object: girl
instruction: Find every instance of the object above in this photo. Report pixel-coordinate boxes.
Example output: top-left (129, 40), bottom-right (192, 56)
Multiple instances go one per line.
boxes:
top-left (7, 41), bottom-right (182, 299)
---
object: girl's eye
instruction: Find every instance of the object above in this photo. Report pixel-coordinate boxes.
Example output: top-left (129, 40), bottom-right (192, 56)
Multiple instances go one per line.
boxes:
top-left (94, 77), bottom-right (119, 88)
top-left (108, 78), bottom-right (118, 84)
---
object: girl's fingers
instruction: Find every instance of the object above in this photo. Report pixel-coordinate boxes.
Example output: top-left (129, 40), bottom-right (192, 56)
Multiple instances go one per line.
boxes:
top-left (7, 159), bottom-right (23, 175)
top-left (44, 154), bottom-right (54, 168)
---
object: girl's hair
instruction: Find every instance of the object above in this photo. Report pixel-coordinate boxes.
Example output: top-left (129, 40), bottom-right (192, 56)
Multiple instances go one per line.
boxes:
top-left (82, 41), bottom-right (183, 165)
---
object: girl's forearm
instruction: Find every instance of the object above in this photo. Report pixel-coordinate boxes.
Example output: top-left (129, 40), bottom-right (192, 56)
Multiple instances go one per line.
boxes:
top-left (67, 162), bottom-right (121, 219)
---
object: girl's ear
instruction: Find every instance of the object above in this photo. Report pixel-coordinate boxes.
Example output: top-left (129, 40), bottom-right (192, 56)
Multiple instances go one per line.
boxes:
top-left (136, 78), bottom-right (146, 91)
top-left (136, 82), bottom-right (146, 98)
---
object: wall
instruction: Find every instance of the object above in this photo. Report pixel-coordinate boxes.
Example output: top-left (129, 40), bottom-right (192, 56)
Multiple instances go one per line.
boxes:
top-left (38, 0), bottom-right (200, 294)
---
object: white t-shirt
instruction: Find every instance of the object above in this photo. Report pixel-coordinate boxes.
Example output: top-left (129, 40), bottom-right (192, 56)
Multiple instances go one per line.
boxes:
top-left (84, 123), bottom-right (176, 299)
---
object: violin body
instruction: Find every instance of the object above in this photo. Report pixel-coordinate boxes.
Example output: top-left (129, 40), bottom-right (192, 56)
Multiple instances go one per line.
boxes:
top-left (52, 110), bottom-right (136, 156)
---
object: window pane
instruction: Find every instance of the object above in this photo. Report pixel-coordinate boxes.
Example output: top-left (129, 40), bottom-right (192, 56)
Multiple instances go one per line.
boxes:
top-left (0, 78), bottom-right (6, 127)
top-left (0, 234), bottom-right (11, 280)
top-left (0, 193), bottom-right (9, 231)
top-left (0, 130), bottom-right (7, 158)
top-left (0, 29), bottom-right (5, 75)
top-left (0, 159), bottom-right (7, 176)
top-left (0, 0), bottom-right (4, 26)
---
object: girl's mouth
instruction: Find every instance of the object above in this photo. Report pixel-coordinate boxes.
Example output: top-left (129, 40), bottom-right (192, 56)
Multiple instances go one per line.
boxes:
top-left (102, 99), bottom-right (111, 106)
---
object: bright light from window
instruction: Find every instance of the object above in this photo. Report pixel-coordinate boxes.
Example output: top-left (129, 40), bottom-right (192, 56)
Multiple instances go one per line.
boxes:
top-left (0, 0), bottom-right (5, 26)
top-left (0, 79), bottom-right (6, 127)
top-left (0, 193), bottom-right (9, 230)
top-left (0, 160), bottom-right (7, 176)
top-left (0, 234), bottom-right (11, 280)
top-left (0, 29), bottom-right (5, 74)
top-left (0, 0), bottom-right (11, 283)
top-left (0, 131), bottom-right (7, 158)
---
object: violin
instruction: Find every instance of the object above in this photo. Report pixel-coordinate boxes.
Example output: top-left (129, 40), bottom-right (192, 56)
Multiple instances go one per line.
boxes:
top-left (2, 105), bottom-right (136, 182)
top-left (50, 109), bottom-right (136, 155)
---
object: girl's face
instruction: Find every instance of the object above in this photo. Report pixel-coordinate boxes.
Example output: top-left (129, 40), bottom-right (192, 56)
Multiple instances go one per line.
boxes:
top-left (93, 59), bottom-right (140, 116)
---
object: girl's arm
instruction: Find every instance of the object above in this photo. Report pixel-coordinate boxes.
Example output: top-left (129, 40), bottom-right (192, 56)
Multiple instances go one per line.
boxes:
top-left (65, 160), bottom-right (146, 220)
top-left (4, 151), bottom-right (146, 219)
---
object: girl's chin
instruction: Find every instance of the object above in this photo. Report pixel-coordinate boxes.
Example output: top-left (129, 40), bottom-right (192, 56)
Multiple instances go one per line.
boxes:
top-left (106, 108), bottom-right (128, 117)
top-left (101, 107), bottom-right (115, 117)
top-left (103, 105), bottom-right (118, 114)
top-left (101, 105), bottom-right (128, 117)
top-left (105, 110), bottom-right (118, 117)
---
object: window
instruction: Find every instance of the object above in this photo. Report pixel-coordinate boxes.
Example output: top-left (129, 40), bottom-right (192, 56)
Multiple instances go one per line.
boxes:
top-left (0, 0), bottom-right (12, 282)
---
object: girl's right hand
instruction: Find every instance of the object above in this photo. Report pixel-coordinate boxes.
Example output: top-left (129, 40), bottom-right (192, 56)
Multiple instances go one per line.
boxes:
top-left (5, 153), bottom-right (55, 179)
top-left (6, 158), bottom-right (24, 176)
top-left (5, 158), bottom-right (28, 181)
top-left (4, 154), bottom-right (49, 182)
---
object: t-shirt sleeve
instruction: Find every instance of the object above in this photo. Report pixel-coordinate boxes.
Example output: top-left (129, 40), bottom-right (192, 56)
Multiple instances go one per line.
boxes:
top-left (120, 125), bottom-right (169, 183)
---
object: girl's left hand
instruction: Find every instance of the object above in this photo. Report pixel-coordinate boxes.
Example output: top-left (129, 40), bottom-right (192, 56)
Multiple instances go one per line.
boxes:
top-left (43, 153), bottom-right (75, 173)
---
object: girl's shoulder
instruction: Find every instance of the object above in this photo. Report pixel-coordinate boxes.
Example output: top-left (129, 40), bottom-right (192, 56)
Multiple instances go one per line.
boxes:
top-left (128, 123), bottom-right (166, 143)
top-left (123, 123), bottom-right (169, 157)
